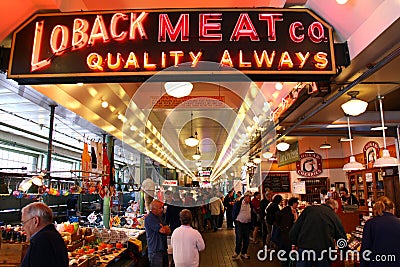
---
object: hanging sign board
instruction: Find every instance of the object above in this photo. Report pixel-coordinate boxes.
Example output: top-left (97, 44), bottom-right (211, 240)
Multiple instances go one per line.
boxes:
top-left (363, 141), bottom-right (380, 169)
top-left (8, 8), bottom-right (336, 84)
top-left (277, 141), bottom-right (300, 167)
top-left (296, 152), bottom-right (323, 177)
top-left (162, 180), bottom-right (178, 186)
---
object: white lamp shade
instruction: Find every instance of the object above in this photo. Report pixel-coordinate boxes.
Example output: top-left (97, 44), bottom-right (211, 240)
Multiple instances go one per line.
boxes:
top-left (164, 82), bottom-right (193, 98)
top-left (195, 161), bottom-right (202, 166)
top-left (184, 136), bottom-right (199, 147)
top-left (192, 153), bottom-right (201, 160)
top-left (343, 156), bottom-right (365, 171)
top-left (253, 156), bottom-right (262, 164)
top-left (341, 98), bottom-right (368, 116)
top-left (320, 143), bottom-right (332, 149)
top-left (262, 151), bottom-right (273, 159)
top-left (276, 141), bottom-right (290, 151)
top-left (373, 149), bottom-right (400, 167)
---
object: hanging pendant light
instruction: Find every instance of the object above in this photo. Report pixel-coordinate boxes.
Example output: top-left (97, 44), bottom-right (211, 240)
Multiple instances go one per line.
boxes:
top-left (184, 112), bottom-right (199, 147)
top-left (276, 140), bottom-right (290, 151)
top-left (343, 116), bottom-right (365, 171)
top-left (262, 151), bottom-right (273, 159)
top-left (164, 82), bottom-right (193, 98)
top-left (253, 155), bottom-right (262, 164)
top-left (192, 145), bottom-right (201, 160)
top-left (341, 91), bottom-right (368, 116)
top-left (373, 96), bottom-right (400, 167)
top-left (320, 142), bottom-right (332, 149)
top-left (305, 148), bottom-right (315, 154)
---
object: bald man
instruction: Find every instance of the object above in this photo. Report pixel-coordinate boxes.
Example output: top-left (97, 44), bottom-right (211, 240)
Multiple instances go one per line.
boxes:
top-left (144, 199), bottom-right (171, 267)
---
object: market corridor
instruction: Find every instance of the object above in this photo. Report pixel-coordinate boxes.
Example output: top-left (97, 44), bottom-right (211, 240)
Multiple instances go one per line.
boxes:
top-left (199, 228), bottom-right (282, 267)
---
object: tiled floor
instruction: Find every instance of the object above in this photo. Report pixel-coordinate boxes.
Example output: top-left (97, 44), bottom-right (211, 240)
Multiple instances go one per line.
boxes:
top-left (199, 228), bottom-right (282, 267)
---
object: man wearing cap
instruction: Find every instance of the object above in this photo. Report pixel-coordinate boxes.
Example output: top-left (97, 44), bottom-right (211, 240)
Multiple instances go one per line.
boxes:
top-left (231, 191), bottom-right (252, 259)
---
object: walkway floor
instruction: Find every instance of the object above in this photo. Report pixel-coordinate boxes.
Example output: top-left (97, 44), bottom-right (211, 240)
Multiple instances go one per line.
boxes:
top-left (199, 228), bottom-right (282, 267)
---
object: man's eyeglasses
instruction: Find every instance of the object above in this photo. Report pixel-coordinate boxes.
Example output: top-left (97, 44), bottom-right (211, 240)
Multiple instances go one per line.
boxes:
top-left (21, 217), bottom-right (35, 226)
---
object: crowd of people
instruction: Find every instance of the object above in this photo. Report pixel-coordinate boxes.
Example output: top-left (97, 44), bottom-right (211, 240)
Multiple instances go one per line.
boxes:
top-left (16, 185), bottom-right (400, 267)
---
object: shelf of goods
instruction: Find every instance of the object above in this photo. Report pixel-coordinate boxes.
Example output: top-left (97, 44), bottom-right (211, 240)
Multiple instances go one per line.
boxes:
top-left (347, 167), bottom-right (399, 215)
top-left (299, 177), bottom-right (328, 203)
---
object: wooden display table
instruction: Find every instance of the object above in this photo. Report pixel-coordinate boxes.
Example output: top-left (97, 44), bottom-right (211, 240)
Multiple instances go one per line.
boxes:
top-left (0, 242), bottom-right (28, 266)
top-left (98, 248), bottom-right (126, 267)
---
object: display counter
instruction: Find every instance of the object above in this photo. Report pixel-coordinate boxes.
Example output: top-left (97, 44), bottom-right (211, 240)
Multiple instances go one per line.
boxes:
top-left (337, 211), bottom-right (359, 235)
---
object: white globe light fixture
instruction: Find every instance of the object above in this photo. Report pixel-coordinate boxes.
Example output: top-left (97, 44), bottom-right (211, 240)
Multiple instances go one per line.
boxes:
top-left (336, 0), bottom-right (349, 4)
top-left (276, 140), bottom-right (290, 151)
top-left (253, 156), bottom-right (262, 164)
top-left (184, 112), bottom-right (199, 147)
top-left (192, 146), bottom-right (201, 160)
top-left (164, 82), bottom-right (193, 98)
top-left (343, 116), bottom-right (364, 171)
top-left (262, 151), bottom-right (273, 159)
top-left (373, 96), bottom-right (400, 167)
top-left (341, 91), bottom-right (368, 116)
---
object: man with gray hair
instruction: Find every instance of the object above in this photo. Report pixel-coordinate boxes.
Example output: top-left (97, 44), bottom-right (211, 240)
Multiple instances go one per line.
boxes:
top-left (171, 209), bottom-right (205, 267)
top-left (20, 202), bottom-right (68, 267)
top-left (289, 199), bottom-right (346, 267)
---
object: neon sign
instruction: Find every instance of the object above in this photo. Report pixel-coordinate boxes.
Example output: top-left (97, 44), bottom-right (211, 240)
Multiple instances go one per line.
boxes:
top-left (9, 9), bottom-right (336, 83)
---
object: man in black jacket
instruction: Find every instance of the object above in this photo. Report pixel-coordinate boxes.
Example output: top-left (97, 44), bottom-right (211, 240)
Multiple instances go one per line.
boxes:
top-left (224, 190), bottom-right (235, 229)
top-left (289, 199), bottom-right (346, 267)
top-left (21, 202), bottom-right (68, 267)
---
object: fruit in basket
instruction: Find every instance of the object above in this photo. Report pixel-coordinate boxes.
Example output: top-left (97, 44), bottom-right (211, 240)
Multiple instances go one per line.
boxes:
top-left (116, 242), bottom-right (123, 248)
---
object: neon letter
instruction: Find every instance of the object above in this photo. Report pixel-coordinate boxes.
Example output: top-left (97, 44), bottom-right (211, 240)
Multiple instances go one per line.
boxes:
top-left (129, 12), bottom-right (148, 40)
top-left (189, 51), bottom-right (203, 67)
top-left (110, 13), bottom-right (128, 41)
top-left (253, 50), bottom-right (275, 68)
top-left (143, 52), bottom-right (156, 69)
top-left (220, 50), bottom-right (233, 67)
top-left (314, 52), bottom-right (328, 69)
top-left (295, 52), bottom-right (310, 68)
top-left (50, 25), bottom-right (69, 56)
top-left (258, 14), bottom-right (283, 41)
top-left (87, 53), bottom-right (103, 71)
top-left (289, 21), bottom-right (304, 43)
top-left (31, 20), bottom-right (51, 72)
top-left (72, 19), bottom-right (89, 50)
top-left (278, 52), bottom-right (294, 69)
top-left (230, 13), bottom-right (259, 41)
top-left (124, 52), bottom-right (140, 69)
top-left (308, 22), bottom-right (325, 43)
top-left (158, 14), bottom-right (189, 42)
top-left (239, 50), bottom-right (251, 68)
top-left (199, 13), bottom-right (222, 41)
top-left (107, 52), bottom-right (123, 70)
top-left (88, 15), bottom-right (110, 47)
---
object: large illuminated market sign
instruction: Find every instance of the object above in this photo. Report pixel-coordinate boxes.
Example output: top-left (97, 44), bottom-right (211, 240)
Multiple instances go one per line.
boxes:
top-left (8, 9), bottom-right (337, 84)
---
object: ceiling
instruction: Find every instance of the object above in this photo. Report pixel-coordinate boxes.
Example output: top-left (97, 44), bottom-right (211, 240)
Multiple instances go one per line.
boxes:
top-left (0, 0), bottom-right (399, 181)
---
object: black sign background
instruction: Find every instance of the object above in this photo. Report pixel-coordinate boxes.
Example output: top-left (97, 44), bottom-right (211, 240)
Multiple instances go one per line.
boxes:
top-left (9, 9), bottom-right (336, 84)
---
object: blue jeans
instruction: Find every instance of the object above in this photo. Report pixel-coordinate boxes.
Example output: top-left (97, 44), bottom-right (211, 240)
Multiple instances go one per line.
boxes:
top-left (234, 221), bottom-right (250, 254)
top-left (149, 251), bottom-right (168, 267)
top-left (211, 215), bottom-right (219, 231)
top-left (296, 248), bottom-right (331, 267)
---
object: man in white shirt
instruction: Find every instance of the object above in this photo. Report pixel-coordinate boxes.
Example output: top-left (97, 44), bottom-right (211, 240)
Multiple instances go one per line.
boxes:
top-left (171, 209), bottom-right (206, 267)
top-left (231, 191), bottom-right (252, 259)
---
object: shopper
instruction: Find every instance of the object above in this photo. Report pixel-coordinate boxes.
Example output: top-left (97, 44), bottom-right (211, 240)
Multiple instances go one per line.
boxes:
top-left (260, 190), bottom-right (272, 247)
top-left (171, 209), bottom-right (205, 267)
top-left (141, 177), bottom-right (156, 213)
top-left (289, 199), bottom-right (346, 267)
top-left (265, 194), bottom-right (283, 247)
top-left (275, 197), bottom-right (299, 267)
top-left (339, 187), bottom-right (359, 206)
top-left (232, 191), bottom-right (253, 259)
top-left (224, 190), bottom-right (235, 229)
top-left (20, 202), bottom-right (68, 267)
top-left (165, 192), bottom-right (184, 233)
top-left (251, 192), bottom-right (261, 243)
top-left (360, 196), bottom-right (400, 267)
top-left (144, 199), bottom-right (171, 267)
top-left (209, 195), bottom-right (224, 232)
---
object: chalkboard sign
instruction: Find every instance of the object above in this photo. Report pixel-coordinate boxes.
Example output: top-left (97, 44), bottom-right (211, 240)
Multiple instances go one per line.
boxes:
top-left (262, 172), bottom-right (291, 193)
